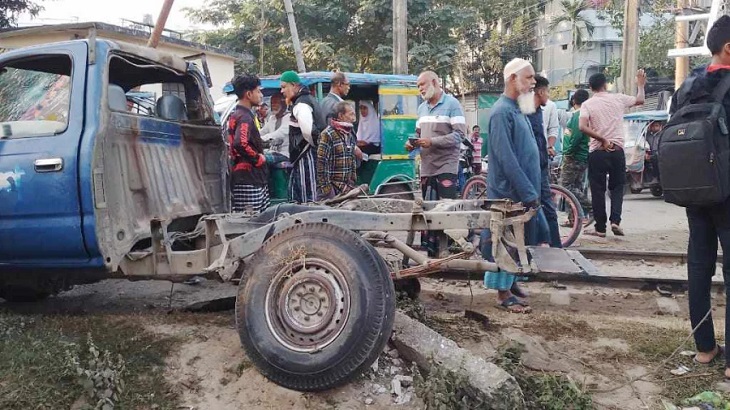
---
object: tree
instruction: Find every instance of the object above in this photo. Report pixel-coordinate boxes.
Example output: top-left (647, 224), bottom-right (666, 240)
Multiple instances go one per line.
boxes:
top-left (0, 0), bottom-right (43, 28)
top-left (186, 0), bottom-right (472, 76)
top-left (548, 0), bottom-right (596, 84)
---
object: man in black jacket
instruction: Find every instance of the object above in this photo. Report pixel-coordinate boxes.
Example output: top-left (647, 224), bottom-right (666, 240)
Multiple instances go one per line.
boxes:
top-left (670, 15), bottom-right (730, 376)
top-left (227, 74), bottom-right (269, 214)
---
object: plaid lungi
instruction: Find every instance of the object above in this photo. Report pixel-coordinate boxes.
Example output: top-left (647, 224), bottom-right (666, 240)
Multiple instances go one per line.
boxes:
top-left (231, 184), bottom-right (270, 214)
top-left (288, 149), bottom-right (318, 203)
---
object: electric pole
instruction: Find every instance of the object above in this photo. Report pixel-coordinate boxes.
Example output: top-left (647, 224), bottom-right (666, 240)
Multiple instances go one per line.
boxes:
top-left (283, 0), bottom-right (306, 72)
top-left (675, 0), bottom-right (690, 88)
top-left (620, 0), bottom-right (639, 94)
top-left (147, 0), bottom-right (175, 48)
top-left (260, 1), bottom-right (265, 75)
top-left (392, 0), bottom-right (408, 74)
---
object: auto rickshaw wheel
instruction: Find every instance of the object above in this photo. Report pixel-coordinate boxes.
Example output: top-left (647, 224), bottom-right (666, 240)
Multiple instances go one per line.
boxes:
top-left (235, 222), bottom-right (395, 392)
top-left (650, 186), bottom-right (663, 197)
top-left (378, 182), bottom-right (415, 200)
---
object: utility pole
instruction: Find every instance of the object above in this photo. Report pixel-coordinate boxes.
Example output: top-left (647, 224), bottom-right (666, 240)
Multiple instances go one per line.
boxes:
top-left (260, 1), bottom-right (265, 75)
top-left (392, 0), bottom-right (408, 74)
top-left (283, 0), bottom-right (306, 72)
top-left (147, 0), bottom-right (175, 49)
top-left (620, 0), bottom-right (639, 94)
top-left (675, 0), bottom-right (690, 88)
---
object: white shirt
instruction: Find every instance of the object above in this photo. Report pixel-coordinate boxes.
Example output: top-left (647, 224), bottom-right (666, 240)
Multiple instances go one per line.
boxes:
top-left (542, 99), bottom-right (559, 144)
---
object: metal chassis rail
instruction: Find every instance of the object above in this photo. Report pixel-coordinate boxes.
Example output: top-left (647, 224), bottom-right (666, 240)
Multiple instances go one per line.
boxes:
top-left (118, 198), bottom-right (535, 282)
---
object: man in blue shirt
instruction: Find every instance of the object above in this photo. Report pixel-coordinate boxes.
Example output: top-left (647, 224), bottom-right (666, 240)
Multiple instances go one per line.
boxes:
top-left (528, 75), bottom-right (562, 248)
top-left (481, 58), bottom-right (545, 313)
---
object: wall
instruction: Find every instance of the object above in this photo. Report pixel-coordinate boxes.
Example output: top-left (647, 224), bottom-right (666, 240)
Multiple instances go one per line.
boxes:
top-left (0, 29), bottom-right (234, 100)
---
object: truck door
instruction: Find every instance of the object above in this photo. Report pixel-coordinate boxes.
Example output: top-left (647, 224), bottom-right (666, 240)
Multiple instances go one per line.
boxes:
top-left (0, 43), bottom-right (88, 265)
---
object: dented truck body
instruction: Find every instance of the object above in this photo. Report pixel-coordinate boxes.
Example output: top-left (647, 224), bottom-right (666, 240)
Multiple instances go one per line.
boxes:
top-left (0, 39), bottom-right (226, 297)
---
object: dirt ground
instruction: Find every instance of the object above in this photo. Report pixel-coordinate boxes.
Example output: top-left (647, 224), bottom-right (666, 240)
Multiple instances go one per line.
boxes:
top-left (576, 193), bottom-right (688, 252)
top-left (1, 191), bottom-right (721, 409)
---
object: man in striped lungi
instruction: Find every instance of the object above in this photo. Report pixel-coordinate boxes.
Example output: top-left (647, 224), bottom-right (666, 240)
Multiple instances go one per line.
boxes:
top-left (280, 71), bottom-right (326, 203)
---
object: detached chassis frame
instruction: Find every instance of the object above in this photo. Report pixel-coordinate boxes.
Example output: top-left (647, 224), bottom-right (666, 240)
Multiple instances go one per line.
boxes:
top-left (119, 198), bottom-right (535, 281)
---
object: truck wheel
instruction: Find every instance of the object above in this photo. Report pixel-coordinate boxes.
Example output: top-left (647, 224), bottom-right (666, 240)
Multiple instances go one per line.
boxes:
top-left (235, 223), bottom-right (396, 391)
top-left (0, 286), bottom-right (50, 303)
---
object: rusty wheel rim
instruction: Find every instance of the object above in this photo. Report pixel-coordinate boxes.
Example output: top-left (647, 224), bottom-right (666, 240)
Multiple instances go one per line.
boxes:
top-left (265, 257), bottom-right (351, 352)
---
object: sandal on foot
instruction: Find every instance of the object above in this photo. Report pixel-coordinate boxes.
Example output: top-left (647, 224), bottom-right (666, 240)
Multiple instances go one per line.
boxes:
top-left (498, 296), bottom-right (532, 313)
top-left (694, 345), bottom-right (725, 365)
top-left (585, 229), bottom-right (606, 238)
top-left (611, 223), bottom-right (625, 236)
top-left (511, 283), bottom-right (529, 299)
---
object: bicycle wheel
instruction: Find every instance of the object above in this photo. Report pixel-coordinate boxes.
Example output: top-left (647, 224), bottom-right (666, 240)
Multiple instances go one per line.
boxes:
top-left (461, 175), bottom-right (487, 200)
top-left (550, 184), bottom-right (584, 248)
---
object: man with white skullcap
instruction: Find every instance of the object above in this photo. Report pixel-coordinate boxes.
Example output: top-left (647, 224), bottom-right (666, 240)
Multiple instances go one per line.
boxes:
top-left (480, 58), bottom-right (548, 313)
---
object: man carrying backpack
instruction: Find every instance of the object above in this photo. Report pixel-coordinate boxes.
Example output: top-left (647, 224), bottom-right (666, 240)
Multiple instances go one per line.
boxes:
top-left (665, 15), bottom-right (730, 376)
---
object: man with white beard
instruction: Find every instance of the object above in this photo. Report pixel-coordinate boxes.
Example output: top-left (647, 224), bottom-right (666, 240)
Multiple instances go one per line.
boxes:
top-left (407, 70), bottom-right (466, 256)
top-left (480, 58), bottom-right (545, 313)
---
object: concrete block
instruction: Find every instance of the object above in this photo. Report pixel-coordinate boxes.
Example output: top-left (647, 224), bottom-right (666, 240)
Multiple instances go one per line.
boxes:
top-left (391, 311), bottom-right (524, 410)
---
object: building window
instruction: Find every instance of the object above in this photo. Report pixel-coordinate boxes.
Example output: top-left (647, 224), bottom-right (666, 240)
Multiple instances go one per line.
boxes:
top-left (600, 43), bottom-right (617, 65)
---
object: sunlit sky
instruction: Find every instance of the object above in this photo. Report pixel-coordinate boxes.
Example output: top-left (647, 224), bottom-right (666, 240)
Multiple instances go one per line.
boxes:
top-left (18, 0), bottom-right (215, 31)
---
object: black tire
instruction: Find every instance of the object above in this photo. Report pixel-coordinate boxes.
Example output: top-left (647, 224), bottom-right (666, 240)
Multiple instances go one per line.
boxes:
top-left (550, 184), bottom-right (583, 248)
top-left (235, 223), bottom-right (396, 391)
top-left (650, 186), bottom-right (663, 197)
top-left (0, 286), bottom-right (50, 303)
top-left (630, 188), bottom-right (643, 194)
top-left (461, 175), bottom-right (487, 200)
top-left (378, 181), bottom-right (415, 200)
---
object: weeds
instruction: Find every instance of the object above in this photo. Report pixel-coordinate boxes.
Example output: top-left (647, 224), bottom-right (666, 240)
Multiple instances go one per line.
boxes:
top-left (495, 342), bottom-right (593, 410)
top-left (65, 334), bottom-right (126, 409)
top-left (413, 362), bottom-right (490, 410)
top-left (0, 312), bottom-right (180, 409)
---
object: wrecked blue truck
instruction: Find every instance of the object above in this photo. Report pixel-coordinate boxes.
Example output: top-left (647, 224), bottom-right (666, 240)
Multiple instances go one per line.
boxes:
top-left (0, 38), bottom-right (548, 392)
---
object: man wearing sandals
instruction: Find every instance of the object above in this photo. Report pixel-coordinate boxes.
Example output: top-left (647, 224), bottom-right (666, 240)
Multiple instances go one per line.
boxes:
top-left (671, 16), bottom-right (730, 374)
top-left (481, 58), bottom-right (547, 313)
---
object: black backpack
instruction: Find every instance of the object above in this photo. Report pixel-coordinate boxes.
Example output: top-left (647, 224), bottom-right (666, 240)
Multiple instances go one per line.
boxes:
top-left (658, 74), bottom-right (730, 207)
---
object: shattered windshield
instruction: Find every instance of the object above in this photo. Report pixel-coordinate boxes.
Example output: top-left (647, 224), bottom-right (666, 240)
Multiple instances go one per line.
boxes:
top-left (0, 56), bottom-right (71, 139)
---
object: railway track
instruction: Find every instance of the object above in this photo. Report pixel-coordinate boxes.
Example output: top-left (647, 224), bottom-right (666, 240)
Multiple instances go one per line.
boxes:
top-left (430, 247), bottom-right (725, 290)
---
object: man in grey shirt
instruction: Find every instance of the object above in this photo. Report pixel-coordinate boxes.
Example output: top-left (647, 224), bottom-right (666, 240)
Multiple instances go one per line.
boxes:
top-left (406, 70), bottom-right (466, 256)
top-left (319, 72), bottom-right (351, 125)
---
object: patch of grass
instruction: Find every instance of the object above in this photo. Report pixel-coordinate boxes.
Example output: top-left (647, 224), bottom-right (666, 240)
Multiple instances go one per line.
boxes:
top-left (495, 343), bottom-right (593, 410)
top-left (525, 314), bottom-right (597, 342)
top-left (593, 320), bottom-right (727, 404)
top-left (0, 312), bottom-right (180, 409)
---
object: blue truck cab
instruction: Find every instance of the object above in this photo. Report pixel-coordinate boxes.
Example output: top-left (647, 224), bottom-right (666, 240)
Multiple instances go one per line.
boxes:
top-left (0, 38), bottom-right (225, 301)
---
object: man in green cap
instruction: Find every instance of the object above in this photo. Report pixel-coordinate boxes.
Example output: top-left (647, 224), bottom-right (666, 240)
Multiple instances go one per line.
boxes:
top-left (280, 70), bottom-right (326, 203)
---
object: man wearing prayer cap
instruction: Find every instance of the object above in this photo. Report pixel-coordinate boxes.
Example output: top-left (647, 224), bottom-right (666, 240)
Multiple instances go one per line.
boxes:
top-left (280, 70), bottom-right (326, 203)
top-left (480, 58), bottom-right (547, 313)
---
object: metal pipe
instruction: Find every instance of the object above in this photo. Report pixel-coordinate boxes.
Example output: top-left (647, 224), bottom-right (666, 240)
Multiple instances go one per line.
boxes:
top-left (147, 0), bottom-right (175, 49)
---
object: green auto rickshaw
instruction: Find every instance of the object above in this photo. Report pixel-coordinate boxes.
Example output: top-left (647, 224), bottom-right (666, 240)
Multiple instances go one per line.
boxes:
top-left (256, 72), bottom-right (422, 202)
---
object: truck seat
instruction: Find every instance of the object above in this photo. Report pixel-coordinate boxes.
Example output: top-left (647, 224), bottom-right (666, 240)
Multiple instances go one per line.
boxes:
top-left (156, 95), bottom-right (188, 121)
top-left (108, 84), bottom-right (128, 112)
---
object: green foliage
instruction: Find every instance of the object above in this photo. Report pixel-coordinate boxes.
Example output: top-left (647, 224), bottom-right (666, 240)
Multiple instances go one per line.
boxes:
top-left (0, 0), bottom-right (43, 28)
top-left (413, 362), bottom-right (491, 410)
top-left (496, 343), bottom-right (594, 410)
top-left (185, 0), bottom-right (539, 92)
top-left (548, 0), bottom-right (596, 51)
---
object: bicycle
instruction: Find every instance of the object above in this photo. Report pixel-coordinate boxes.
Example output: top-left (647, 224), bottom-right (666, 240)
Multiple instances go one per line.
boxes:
top-left (461, 174), bottom-right (585, 247)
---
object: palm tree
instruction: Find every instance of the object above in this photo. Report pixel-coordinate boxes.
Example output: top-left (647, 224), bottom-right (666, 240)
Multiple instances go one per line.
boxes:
top-left (548, 0), bottom-right (596, 84)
